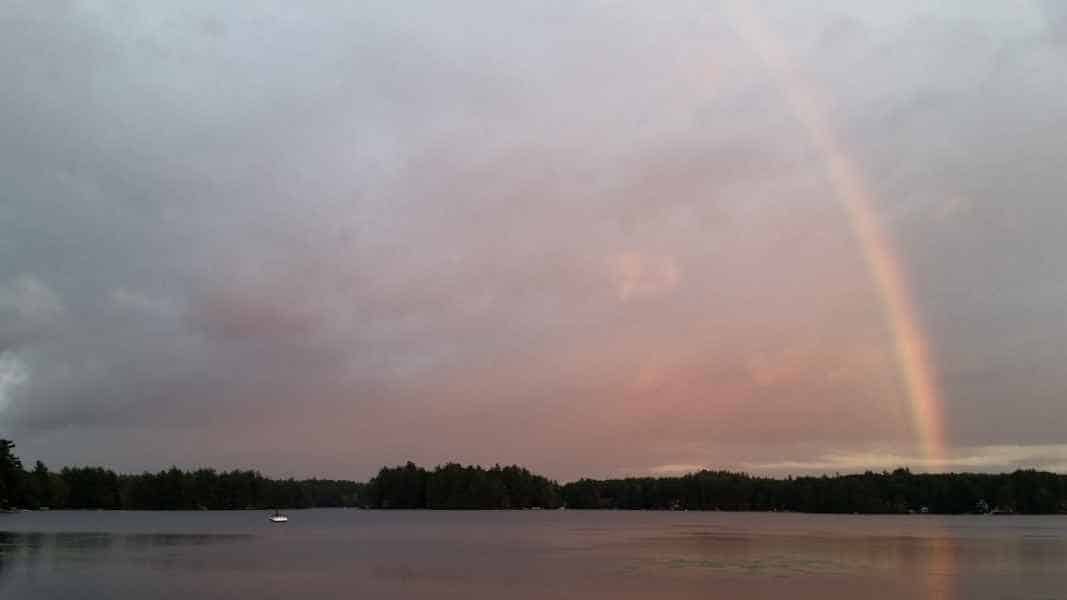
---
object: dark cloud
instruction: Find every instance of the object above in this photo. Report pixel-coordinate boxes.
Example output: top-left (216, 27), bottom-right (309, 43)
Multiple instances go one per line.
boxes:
top-left (2, 1), bottom-right (1065, 478)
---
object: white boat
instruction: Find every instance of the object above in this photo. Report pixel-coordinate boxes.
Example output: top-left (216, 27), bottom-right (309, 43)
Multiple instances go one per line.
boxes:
top-left (268, 510), bottom-right (289, 523)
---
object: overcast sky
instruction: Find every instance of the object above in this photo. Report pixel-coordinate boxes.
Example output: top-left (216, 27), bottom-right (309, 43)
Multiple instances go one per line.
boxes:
top-left (2, 1), bottom-right (1066, 480)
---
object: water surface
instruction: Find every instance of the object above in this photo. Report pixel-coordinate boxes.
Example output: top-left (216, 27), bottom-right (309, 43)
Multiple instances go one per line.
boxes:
top-left (2, 510), bottom-right (1064, 599)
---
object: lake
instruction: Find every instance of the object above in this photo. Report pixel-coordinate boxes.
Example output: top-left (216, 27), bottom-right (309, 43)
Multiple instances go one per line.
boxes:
top-left (1, 510), bottom-right (1065, 599)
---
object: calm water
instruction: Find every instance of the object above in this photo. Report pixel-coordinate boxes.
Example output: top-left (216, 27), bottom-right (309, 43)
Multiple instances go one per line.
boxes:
top-left (1, 510), bottom-right (1065, 599)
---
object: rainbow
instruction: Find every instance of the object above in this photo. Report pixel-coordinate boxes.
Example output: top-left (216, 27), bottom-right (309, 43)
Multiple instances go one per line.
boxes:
top-left (725, 1), bottom-right (949, 467)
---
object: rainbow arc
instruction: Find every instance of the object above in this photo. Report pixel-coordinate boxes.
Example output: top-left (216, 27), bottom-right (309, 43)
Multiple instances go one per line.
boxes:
top-left (726, 1), bottom-right (949, 468)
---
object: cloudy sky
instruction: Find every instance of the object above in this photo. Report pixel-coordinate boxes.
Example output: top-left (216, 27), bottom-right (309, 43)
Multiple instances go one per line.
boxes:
top-left (2, 1), bottom-right (1066, 480)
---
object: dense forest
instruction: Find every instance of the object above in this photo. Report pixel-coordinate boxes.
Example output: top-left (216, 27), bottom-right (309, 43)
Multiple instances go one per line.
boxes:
top-left (560, 469), bottom-right (1067, 514)
top-left (365, 462), bottom-right (561, 509)
top-left (2, 439), bottom-right (1066, 513)
top-left (0, 440), bottom-right (362, 510)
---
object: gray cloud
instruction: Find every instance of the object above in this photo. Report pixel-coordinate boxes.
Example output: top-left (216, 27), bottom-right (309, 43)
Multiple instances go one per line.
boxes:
top-left (2, 1), bottom-right (1065, 479)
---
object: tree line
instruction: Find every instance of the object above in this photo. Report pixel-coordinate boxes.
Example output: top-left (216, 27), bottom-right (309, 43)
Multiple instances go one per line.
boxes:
top-left (1, 440), bottom-right (362, 510)
top-left (560, 468), bottom-right (1067, 514)
top-left (3, 439), bottom-right (1067, 513)
top-left (364, 462), bottom-right (562, 509)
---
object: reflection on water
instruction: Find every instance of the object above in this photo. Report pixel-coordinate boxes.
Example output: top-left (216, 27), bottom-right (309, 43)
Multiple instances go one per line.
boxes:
top-left (0, 527), bottom-right (254, 597)
top-left (927, 534), bottom-right (956, 600)
top-left (1, 511), bottom-right (1065, 599)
